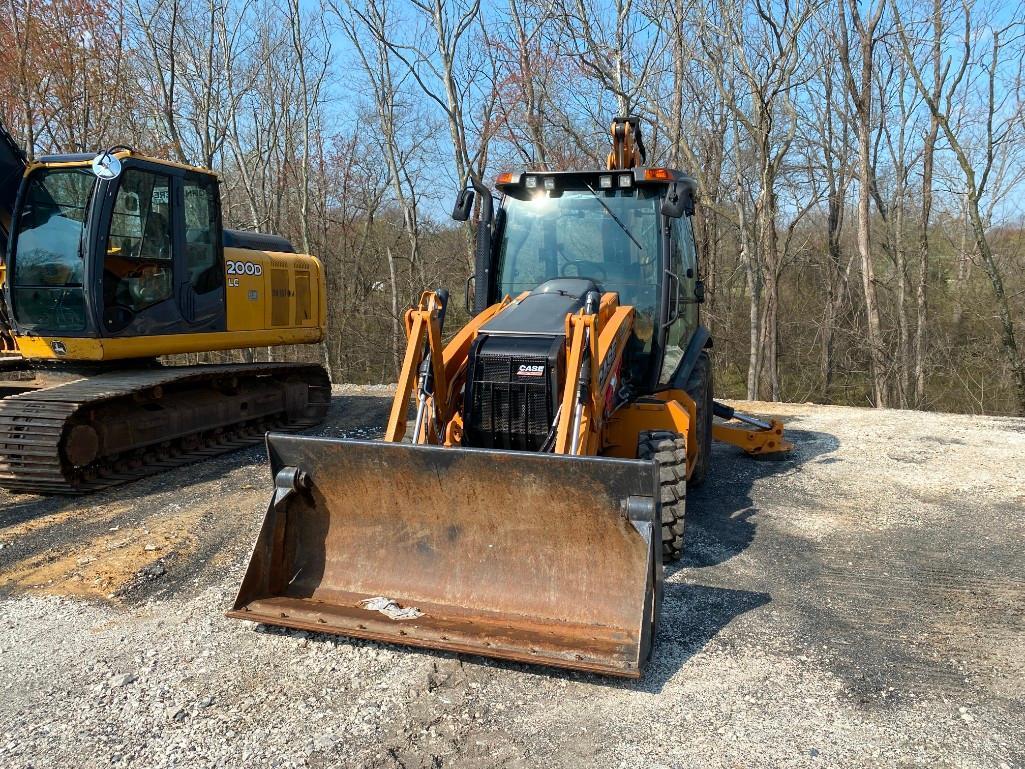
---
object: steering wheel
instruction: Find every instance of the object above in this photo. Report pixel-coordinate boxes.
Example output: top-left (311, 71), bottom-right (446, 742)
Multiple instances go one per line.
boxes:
top-left (562, 259), bottom-right (607, 282)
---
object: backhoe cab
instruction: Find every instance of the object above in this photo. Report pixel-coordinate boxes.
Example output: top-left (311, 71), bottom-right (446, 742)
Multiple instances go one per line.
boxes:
top-left (229, 116), bottom-right (789, 678)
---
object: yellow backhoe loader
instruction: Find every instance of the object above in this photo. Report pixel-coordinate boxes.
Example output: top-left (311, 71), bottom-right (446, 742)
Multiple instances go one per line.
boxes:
top-left (0, 124), bottom-right (329, 494)
top-left (229, 117), bottom-right (789, 677)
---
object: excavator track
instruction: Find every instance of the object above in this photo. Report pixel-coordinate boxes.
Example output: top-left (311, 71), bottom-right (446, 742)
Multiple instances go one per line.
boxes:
top-left (0, 363), bottom-right (330, 495)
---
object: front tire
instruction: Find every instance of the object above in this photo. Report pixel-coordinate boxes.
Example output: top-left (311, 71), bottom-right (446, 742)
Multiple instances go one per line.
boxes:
top-left (638, 430), bottom-right (687, 561)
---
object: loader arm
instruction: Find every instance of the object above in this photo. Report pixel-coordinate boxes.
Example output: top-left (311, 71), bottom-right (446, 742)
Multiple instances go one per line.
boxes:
top-left (385, 291), bottom-right (509, 444)
top-left (554, 294), bottom-right (634, 455)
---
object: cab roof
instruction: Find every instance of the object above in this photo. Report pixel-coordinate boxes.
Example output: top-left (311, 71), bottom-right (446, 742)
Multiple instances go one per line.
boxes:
top-left (495, 168), bottom-right (696, 197)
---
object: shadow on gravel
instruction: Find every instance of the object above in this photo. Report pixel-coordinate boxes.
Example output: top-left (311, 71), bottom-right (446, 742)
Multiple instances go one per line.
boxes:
top-left (673, 428), bottom-right (840, 573)
top-left (0, 394), bottom-right (394, 601)
top-left (640, 583), bottom-right (772, 692)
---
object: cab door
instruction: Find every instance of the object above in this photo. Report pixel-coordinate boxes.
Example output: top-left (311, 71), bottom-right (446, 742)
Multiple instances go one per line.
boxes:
top-left (176, 172), bottom-right (225, 331)
top-left (99, 165), bottom-right (180, 335)
top-left (676, 215), bottom-right (699, 334)
top-left (98, 163), bottom-right (225, 336)
top-left (657, 214), bottom-right (701, 383)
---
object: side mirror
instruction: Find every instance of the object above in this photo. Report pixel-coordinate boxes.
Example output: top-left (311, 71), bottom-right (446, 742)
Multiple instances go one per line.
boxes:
top-left (452, 188), bottom-right (474, 221)
top-left (91, 151), bottom-right (122, 180)
top-left (435, 288), bottom-right (449, 329)
top-left (695, 279), bottom-right (706, 304)
top-left (660, 182), bottom-right (691, 218)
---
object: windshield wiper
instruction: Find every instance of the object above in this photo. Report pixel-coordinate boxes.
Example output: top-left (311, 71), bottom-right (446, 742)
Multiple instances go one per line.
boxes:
top-left (583, 182), bottom-right (643, 251)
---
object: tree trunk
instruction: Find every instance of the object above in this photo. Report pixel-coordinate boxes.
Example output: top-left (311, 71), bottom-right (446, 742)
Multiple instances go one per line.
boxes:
top-left (894, 193), bottom-right (910, 407)
top-left (386, 246), bottom-right (401, 376)
top-left (913, 0), bottom-right (942, 409)
top-left (966, 200), bottom-right (1025, 416)
top-left (856, 132), bottom-right (887, 408)
top-left (915, 112), bottom-right (937, 408)
top-left (822, 187), bottom-right (844, 397)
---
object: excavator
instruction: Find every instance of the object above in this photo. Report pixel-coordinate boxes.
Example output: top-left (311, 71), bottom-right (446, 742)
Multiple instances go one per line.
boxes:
top-left (0, 123), bottom-right (330, 494)
top-left (229, 117), bottom-right (789, 678)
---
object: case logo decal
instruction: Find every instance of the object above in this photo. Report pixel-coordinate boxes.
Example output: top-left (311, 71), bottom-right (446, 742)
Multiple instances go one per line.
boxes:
top-left (517, 364), bottom-right (545, 377)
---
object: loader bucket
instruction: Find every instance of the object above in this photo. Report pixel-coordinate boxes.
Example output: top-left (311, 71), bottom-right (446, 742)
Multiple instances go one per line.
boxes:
top-left (228, 434), bottom-right (663, 678)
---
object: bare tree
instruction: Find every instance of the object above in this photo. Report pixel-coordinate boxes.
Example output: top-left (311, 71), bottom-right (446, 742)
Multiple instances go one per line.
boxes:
top-left (893, 0), bottom-right (1025, 414)
top-left (698, 0), bottom-right (815, 400)
top-left (335, 0), bottom-right (432, 368)
top-left (836, 0), bottom-right (889, 407)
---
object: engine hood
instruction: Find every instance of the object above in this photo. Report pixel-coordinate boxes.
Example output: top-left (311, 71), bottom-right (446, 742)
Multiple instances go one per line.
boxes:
top-left (481, 278), bottom-right (599, 337)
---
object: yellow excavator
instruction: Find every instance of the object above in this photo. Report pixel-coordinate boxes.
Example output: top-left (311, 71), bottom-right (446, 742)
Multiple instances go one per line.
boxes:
top-left (0, 124), bottom-right (329, 494)
top-left (229, 117), bottom-right (789, 677)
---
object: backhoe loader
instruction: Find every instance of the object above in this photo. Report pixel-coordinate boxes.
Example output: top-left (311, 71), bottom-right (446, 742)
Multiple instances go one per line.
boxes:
top-left (0, 123), bottom-right (329, 493)
top-left (229, 117), bottom-right (789, 677)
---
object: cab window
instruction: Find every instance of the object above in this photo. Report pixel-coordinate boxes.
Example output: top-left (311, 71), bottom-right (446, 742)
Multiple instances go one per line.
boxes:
top-left (11, 168), bottom-right (96, 332)
top-left (497, 188), bottom-right (661, 349)
top-left (103, 169), bottom-right (173, 326)
top-left (183, 176), bottom-right (222, 294)
top-left (659, 217), bottom-right (687, 382)
top-left (497, 187), bottom-right (662, 390)
top-left (659, 216), bottom-right (698, 383)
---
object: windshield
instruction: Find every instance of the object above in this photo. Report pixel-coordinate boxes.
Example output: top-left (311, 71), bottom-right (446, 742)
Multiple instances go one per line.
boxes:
top-left (11, 168), bottom-right (95, 332)
top-left (496, 188), bottom-right (661, 350)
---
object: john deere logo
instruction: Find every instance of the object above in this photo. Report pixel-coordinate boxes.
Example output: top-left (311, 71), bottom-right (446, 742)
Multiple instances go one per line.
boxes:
top-left (50, 341), bottom-right (67, 355)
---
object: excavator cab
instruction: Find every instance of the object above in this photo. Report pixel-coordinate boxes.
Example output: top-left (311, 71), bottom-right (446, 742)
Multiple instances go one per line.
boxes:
top-left (8, 153), bottom-right (226, 340)
top-left (0, 139), bottom-right (322, 363)
top-left (0, 129), bottom-right (330, 494)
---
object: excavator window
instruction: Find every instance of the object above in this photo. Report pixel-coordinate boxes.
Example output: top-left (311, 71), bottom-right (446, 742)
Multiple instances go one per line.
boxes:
top-left (183, 176), bottom-right (222, 295)
top-left (102, 169), bottom-right (174, 329)
top-left (10, 168), bottom-right (96, 332)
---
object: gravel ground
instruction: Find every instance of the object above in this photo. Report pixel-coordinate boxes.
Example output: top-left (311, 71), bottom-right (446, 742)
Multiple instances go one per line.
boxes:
top-left (1, 386), bottom-right (1023, 768)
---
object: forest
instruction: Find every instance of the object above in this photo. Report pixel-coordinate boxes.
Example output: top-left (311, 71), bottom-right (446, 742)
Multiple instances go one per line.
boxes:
top-left (1, 0), bottom-right (1023, 415)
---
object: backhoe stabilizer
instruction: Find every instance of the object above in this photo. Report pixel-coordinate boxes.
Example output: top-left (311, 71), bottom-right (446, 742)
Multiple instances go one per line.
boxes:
top-left (228, 433), bottom-right (664, 678)
top-left (711, 400), bottom-right (792, 457)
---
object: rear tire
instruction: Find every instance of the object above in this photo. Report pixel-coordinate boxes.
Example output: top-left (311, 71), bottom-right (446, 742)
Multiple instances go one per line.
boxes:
top-left (638, 430), bottom-right (687, 561)
top-left (684, 350), bottom-right (714, 488)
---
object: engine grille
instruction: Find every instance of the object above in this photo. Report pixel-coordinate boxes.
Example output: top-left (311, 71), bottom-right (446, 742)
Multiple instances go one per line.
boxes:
top-left (463, 335), bottom-right (563, 452)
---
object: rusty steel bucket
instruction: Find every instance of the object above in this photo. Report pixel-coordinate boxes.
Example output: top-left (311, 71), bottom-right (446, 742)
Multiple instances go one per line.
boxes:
top-left (228, 434), bottom-right (663, 677)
